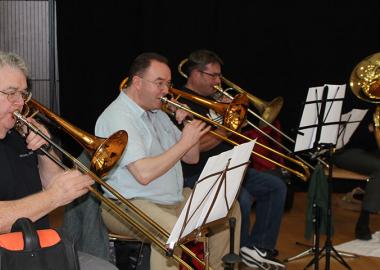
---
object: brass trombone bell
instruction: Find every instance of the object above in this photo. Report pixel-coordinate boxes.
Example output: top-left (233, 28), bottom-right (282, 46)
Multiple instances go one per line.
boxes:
top-left (350, 52), bottom-right (380, 103)
top-left (169, 87), bottom-right (249, 131)
top-left (26, 99), bottom-right (128, 178)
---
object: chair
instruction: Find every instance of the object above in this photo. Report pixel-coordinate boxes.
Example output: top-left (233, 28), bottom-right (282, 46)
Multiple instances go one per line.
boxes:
top-left (108, 231), bottom-right (150, 270)
top-left (326, 165), bottom-right (369, 181)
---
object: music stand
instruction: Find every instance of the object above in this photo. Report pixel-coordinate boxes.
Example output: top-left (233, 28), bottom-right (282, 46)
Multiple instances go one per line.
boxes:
top-left (167, 141), bottom-right (255, 270)
top-left (289, 84), bottom-right (354, 270)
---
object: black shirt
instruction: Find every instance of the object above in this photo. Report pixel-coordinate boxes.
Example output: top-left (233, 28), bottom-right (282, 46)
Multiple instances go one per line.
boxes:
top-left (176, 87), bottom-right (232, 178)
top-left (0, 129), bottom-right (49, 229)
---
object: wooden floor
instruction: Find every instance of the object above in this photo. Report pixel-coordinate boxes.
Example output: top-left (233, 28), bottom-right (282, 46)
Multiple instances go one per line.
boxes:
top-left (258, 191), bottom-right (380, 270)
top-left (50, 191), bottom-right (380, 270)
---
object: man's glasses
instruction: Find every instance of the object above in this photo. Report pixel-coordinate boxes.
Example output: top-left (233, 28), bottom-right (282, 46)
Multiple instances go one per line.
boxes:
top-left (139, 77), bottom-right (173, 90)
top-left (0, 89), bottom-right (31, 103)
top-left (199, 70), bottom-right (223, 79)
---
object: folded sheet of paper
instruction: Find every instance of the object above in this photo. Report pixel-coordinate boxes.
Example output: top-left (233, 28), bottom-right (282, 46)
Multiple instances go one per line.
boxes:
top-left (166, 140), bottom-right (255, 250)
top-left (336, 108), bottom-right (368, 150)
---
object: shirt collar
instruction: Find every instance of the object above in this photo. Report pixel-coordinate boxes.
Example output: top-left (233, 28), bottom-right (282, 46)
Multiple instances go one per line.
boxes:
top-left (119, 91), bottom-right (145, 118)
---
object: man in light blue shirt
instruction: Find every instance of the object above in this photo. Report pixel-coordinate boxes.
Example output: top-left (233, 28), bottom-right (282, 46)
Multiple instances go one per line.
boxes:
top-left (95, 52), bottom-right (241, 270)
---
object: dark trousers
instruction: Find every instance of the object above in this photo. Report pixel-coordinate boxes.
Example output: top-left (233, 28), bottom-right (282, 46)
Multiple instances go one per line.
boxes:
top-left (334, 148), bottom-right (380, 212)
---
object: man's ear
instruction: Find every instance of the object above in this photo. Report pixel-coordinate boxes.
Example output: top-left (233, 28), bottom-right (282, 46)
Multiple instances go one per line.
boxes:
top-left (132, 75), bottom-right (141, 88)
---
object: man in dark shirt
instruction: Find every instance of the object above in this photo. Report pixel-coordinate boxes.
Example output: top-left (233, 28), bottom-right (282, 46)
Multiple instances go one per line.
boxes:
top-left (0, 51), bottom-right (117, 270)
top-left (174, 49), bottom-right (287, 269)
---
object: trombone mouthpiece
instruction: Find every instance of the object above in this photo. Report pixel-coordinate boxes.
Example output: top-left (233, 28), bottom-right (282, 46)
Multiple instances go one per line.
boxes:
top-left (160, 96), bottom-right (169, 103)
top-left (160, 93), bottom-right (174, 103)
top-left (13, 110), bottom-right (22, 119)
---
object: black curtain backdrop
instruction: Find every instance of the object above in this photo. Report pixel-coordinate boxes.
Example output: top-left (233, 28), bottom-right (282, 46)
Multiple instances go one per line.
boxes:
top-left (56, 1), bottom-right (379, 157)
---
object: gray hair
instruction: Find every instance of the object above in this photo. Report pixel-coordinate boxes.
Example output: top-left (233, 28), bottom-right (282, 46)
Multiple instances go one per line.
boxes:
top-left (0, 51), bottom-right (29, 77)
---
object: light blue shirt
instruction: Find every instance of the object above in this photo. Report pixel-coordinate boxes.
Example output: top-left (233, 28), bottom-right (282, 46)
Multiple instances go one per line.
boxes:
top-left (95, 91), bottom-right (184, 204)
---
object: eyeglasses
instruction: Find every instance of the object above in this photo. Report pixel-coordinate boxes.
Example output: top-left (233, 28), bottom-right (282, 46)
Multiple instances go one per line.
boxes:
top-left (199, 70), bottom-right (222, 79)
top-left (139, 77), bottom-right (173, 90)
top-left (0, 89), bottom-right (31, 103)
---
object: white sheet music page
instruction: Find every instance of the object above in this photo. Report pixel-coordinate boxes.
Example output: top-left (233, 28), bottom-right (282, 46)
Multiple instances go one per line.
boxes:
top-left (336, 108), bottom-right (368, 150)
top-left (294, 84), bottom-right (346, 152)
top-left (166, 140), bottom-right (255, 249)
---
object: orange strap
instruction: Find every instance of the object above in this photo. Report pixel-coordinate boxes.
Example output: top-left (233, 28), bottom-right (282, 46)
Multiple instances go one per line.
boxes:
top-left (0, 229), bottom-right (61, 251)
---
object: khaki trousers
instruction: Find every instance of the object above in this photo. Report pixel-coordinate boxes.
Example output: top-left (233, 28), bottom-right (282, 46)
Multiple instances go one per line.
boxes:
top-left (102, 188), bottom-right (241, 270)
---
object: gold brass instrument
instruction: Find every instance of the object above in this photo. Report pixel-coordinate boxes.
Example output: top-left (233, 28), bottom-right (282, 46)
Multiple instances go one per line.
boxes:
top-left (178, 58), bottom-right (284, 126)
top-left (27, 99), bottom-right (128, 178)
top-left (120, 76), bottom-right (309, 180)
top-left (163, 88), bottom-right (310, 181)
top-left (14, 100), bottom-right (210, 270)
top-left (169, 87), bottom-right (249, 131)
top-left (350, 52), bottom-right (380, 149)
top-left (350, 52), bottom-right (380, 103)
top-left (178, 58), bottom-right (316, 170)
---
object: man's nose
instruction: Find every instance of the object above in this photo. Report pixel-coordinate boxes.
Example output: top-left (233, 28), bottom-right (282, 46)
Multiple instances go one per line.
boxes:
top-left (13, 94), bottom-right (25, 105)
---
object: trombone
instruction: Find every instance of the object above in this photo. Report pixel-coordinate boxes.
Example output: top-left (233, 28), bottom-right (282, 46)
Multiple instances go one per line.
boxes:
top-left (178, 58), bottom-right (316, 170)
top-left (119, 76), bottom-right (309, 180)
top-left (14, 98), bottom-right (212, 270)
top-left (163, 88), bottom-right (310, 181)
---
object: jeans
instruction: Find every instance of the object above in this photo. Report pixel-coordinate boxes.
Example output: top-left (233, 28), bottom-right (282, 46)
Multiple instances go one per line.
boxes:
top-left (184, 168), bottom-right (287, 250)
top-left (238, 168), bottom-right (287, 250)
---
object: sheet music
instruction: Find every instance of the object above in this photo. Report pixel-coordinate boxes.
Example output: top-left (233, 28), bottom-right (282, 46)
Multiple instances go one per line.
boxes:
top-left (336, 108), bottom-right (368, 150)
top-left (294, 84), bottom-right (346, 152)
top-left (166, 140), bottom-right (255, 249)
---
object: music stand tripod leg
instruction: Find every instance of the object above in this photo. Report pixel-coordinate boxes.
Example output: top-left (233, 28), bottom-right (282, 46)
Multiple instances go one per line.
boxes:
top-left (284, 247), bottom-right (315, 263)
top-left (284, 197), bottom-right (321, 264)
top-left (318, 146), bottom-right (352, 270)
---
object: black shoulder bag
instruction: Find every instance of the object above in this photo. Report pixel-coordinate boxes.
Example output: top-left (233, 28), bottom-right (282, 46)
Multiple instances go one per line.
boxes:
top-left (0, 217), bottom-right (80, 270)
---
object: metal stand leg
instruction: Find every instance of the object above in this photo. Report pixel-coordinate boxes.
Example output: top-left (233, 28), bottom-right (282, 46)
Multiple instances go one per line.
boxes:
top-left (285, 153), bottom-right (359, 269)
top-left (222, 217), bottom-right (241, 270)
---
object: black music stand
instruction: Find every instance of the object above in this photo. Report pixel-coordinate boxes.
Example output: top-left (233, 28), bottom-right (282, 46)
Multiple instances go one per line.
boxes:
top-left (287, 84), bottom-right (353, 270)
top-left (166, 141), bottom-right (255, 270)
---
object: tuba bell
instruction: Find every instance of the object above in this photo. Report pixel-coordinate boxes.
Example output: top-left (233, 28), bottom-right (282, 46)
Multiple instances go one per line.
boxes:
top-left (350, 52), bottom-right (380, 102)
top-left (350, 52), bottom-right (380, 150)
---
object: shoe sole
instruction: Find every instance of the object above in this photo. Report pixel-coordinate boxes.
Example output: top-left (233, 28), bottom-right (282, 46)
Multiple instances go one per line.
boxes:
top-left (241, 256), bottom-right (268, 270)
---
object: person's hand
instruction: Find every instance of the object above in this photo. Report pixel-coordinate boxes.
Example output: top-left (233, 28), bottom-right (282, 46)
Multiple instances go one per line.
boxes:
top-left (368, 123), bottom-right (374, 133)
top-left (181, 119), bottom-right (210, 147)
top-left (219, 94), bottom-right (232, 103)
top-left (45, 169), bottom-right (94, 207)
top-left (168, 98), bottom-right (193, 125)
top-left (24, 118), bottom-right (51, 151)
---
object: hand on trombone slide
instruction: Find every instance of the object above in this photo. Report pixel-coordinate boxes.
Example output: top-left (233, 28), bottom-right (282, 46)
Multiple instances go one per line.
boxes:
top-left (44, 169), bottom-right (94, 207)
top-left (162, 96), bottom-right (194, 125)
top-left (23, 117), bottom-right (52, 152)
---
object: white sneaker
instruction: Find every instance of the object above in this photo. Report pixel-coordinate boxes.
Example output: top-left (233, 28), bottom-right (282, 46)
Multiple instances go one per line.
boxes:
top-left (240, 246), bottom-right (285, 270)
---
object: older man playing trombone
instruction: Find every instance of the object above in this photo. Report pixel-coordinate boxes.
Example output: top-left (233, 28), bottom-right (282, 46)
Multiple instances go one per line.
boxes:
top-left (0, 51), bottom-right (117, 269)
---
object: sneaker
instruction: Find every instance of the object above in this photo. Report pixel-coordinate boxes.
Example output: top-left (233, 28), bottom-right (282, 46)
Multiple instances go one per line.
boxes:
top-left (265, 248), bottom-right (279, 258)
top-left (240, 246), bottom-right (285, 270)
